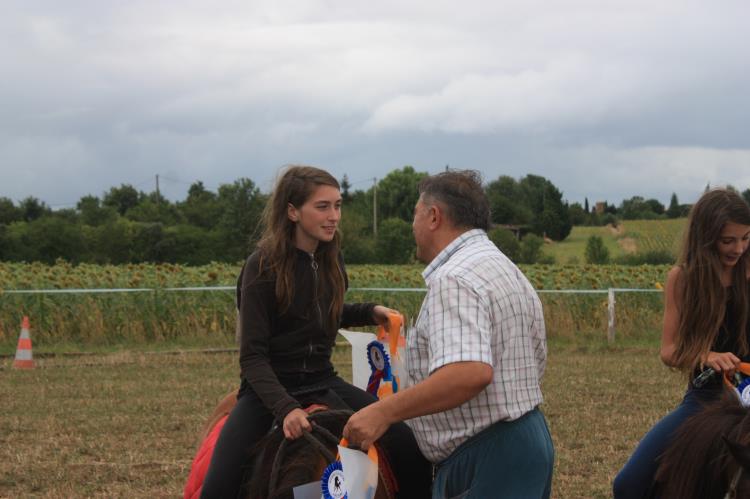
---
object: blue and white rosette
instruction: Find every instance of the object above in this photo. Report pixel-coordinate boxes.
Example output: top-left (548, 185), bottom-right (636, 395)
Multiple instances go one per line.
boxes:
top-left (366, 341), bottom-right (394, 397)
top-left (737, 377), bottom-right (750, 407)
top-left (321, 460), bottom-right (348, 499)
top-left (367, 341), bottom-right (390, 376)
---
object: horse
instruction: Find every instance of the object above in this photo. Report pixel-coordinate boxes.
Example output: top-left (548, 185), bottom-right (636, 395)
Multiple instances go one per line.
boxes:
top-left (185, 387), bottom-right (420, 499)
top-left (653, 389), bottom-right (750, 499)
top-left (245, 408), bottom-right (398, 499)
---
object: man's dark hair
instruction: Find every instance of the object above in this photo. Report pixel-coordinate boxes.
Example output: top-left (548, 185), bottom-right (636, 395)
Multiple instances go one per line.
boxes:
top-left (418, 170), bottom-right (491, 231)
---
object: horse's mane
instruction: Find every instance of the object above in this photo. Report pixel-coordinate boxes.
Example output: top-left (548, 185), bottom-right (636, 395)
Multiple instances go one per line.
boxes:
top-left (655, 390), bottom-right (750, 499)
top-left (198, 391), bottom-right (236, 442)
top-left (246, 410), bottom-right (349, 499)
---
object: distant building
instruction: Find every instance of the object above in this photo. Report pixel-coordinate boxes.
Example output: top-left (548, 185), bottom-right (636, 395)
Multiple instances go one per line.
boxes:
top-left (595, 202), bottom-right (606, 214)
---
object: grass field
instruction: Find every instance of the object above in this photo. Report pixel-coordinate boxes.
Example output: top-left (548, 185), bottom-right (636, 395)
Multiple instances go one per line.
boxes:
top-left (0, 342), bottom-right (685, 498)
top-left (543, 218), bottom-right (686, 264)
top-left (543, 226), bottom-right (627, 264)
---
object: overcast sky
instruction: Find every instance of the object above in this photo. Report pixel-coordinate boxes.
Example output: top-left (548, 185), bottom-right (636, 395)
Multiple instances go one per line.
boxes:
top-left (2, 1), bottom-right (749, 209)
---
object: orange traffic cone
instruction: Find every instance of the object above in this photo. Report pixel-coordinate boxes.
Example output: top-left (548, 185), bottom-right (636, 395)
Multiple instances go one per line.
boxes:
top-left (12, 316), bottom-right (34, 369)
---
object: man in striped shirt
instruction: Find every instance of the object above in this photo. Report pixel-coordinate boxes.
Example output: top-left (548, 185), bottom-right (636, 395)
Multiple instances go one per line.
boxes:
top-left (344, 170), bottom-right (554, 498)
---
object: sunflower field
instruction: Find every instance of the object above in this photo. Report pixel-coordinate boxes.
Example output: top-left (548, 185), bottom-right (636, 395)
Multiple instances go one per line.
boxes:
top-left (0, 261), bottom-right (669, 350)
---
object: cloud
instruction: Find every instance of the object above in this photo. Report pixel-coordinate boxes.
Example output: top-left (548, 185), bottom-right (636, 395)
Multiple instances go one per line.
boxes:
top-left (1, 1), bottom-right (749, 207)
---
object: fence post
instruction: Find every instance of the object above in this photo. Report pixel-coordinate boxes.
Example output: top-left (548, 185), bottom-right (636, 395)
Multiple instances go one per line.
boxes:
top-left (607, 288), bottom-right (616, 344)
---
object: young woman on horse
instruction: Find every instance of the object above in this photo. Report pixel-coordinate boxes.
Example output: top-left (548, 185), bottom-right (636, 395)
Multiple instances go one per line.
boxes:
top-left (613, 188), bottom-right (750, 498)
top-left (201, 166), bottom-right (431, 499)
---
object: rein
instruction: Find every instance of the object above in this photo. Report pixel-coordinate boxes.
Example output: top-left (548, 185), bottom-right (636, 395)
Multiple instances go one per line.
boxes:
top-left (267, 409), bottom-right (354, 498)
top-left (265, 408), bottom-right (398, 499)
top-left (725, 466), bottom-right (743, 499)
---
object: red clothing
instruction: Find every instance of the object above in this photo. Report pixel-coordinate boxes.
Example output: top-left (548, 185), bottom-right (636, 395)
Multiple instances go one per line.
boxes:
top-left (183, 415), bottom-right (228, 499)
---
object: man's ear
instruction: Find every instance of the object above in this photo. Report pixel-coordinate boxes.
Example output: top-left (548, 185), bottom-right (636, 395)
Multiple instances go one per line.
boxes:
top-left (287, 203), bottom-right (299, 222)
top-left (429, 204), bottom-right (442, 230)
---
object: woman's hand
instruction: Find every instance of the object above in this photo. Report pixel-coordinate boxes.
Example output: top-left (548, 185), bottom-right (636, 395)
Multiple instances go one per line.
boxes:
top-left (282, 408), bottom-right (312, 440)
top-left (372, 305), bottom-right (400, 332)
top-left (702, 351), bottom-right (741, 378)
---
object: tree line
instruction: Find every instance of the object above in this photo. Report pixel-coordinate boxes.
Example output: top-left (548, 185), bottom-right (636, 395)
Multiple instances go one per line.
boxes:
top-left (2, 167), bottom-right (749, 266)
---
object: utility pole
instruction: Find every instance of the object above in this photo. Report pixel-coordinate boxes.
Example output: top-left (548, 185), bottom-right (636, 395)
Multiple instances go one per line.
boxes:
top-left (155, 174), bottom-right (161, 212)
top-left (373, 177), bottom-right (378, 237)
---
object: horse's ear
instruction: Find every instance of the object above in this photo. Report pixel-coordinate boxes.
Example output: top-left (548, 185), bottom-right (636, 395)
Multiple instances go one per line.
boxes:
top-left (723, 435), bottom-right (750, 470)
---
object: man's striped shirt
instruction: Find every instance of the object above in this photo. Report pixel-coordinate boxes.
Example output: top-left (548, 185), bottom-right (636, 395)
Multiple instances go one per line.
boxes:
top-left (405, 229), bottom-right (547, 463)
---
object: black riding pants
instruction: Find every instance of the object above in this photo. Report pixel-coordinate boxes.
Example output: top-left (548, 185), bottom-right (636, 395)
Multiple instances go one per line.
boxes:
top-left (200, 374), bottom-right (432, 499)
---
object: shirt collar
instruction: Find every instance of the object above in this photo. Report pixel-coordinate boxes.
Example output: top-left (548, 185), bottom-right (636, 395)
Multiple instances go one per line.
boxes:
top-left (422, 228), bottom-right (487, 283)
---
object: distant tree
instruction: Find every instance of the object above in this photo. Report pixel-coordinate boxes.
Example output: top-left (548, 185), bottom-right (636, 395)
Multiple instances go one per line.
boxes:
top-left (488, 227), bottom-right (520, 262)
top-left (129, 223), bottom-right (173, 262)
top-left (179, 181), bottom-right (221, 229)
top-left (742, 189), bottom-right (750, 207)
top-left (603, 202), bottom-right (618, 215)
top-left (216, 178), bottom-right (266, 261)
top-left (620, 196), bottom-right (665, 220)
top-left (486, 174), bottom-right (571, 240)
top-left (0, 225), bottom-right (8, 260)
top-left (340, 210), bottom-right (374, 263)
top-left (568, 203), bottom-right (588, 226)
top-left (126, 194), bottom-right (182, 225)
top-left (666, 193), bottom-right (682, 218)
top-left (644, 198), bottom-right (665, 215)
top-left (377, 166), bottom-right (428, 222)
top-left (375, 218), bottom-right (414, 264)
top-left (519, 234), bottom-right (544, 264)
top-left (520, 175), bottom-right (572, 240)
top-left (584, 197), bottom-right (589, 213)
top-left (585, 235), bottom-right (610, 264)
top-left (87, 219), bottom-right (134, 264)
top-left (0, 197), bottom-right (21, 225)
top-left (486, 176), bottom-right (532, 225)
top-left (77, 195), bottom-right (117, 226)
top-left (341, 175), bottom-right (352, 202)
top-left (53, 208), bottom-right (79, 223)
top-left (17, 217), bottom-right (88, 263)
top-left (164, 224), bottom-right (221, 265)
top-left (103, 184), bottom-right (141, 216)
top-left (19, 197), bottom-right (50, 222)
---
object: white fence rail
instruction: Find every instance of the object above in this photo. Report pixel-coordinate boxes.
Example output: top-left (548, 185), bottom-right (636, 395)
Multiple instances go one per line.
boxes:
top-left (1, 286), bottom-right (662, 344)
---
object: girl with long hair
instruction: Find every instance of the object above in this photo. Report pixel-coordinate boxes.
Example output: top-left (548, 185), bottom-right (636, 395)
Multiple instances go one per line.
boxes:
top-left (613, 188), bottom-right (750, 498)
top-left (201, 166), bottom-right (431, 499)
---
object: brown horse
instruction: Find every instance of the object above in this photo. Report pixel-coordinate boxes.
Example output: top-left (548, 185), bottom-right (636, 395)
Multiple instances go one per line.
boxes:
top-left (245, 408), bottom-right (397, 499)
top-left (653, 390), bottom-right (750, 499)
top-left (187, 391), bottom-right (404, 499)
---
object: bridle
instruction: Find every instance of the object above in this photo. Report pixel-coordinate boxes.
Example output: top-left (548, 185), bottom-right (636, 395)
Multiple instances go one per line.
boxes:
top-left (265, 408), bottom-right (397, 499)
top-left (725, 466), bottom-right (743, 499)
top-left (267, 409), bottom-right (353, 498)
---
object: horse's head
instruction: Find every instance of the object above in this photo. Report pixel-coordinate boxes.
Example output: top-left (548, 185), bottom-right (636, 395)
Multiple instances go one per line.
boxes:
top-left (655, 390), bottom-right (750, 499)
top-left (245, 409), bottom-right (395, 499)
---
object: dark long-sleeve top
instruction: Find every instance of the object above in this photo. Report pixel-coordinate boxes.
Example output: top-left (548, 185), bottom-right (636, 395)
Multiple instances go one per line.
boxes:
top-left (237, 248), bottom-right (376, 420)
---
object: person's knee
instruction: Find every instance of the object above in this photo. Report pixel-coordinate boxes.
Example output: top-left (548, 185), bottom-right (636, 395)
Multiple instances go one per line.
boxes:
top-left (612, 468), bottom-right (633, 499)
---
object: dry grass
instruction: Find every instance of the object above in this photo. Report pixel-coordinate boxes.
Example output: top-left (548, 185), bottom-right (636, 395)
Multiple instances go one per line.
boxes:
top-left (0, 345), bottom-right (684, 498)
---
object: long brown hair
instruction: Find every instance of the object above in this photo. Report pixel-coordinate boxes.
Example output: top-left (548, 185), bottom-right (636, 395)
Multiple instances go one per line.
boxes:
top-left (672, 188), bottom-right (750, 371)
top-left (256, 166), bottom-right (346, 326)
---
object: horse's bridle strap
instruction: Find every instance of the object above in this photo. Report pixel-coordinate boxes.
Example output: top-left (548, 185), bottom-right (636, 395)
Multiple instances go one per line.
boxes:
top-left (268, 409), bottom-right (355, 497)
top-left (724, 466), bottom-right (743, 499)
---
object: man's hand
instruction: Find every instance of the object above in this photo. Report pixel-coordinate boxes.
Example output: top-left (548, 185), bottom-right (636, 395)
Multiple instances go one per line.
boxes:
top-left (343, 402), bottom-right (392, 451)
top-left (282, 408), bottom-right (312, 440)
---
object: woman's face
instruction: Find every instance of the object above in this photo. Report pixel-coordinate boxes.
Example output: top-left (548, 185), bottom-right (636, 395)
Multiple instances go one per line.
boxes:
top-left (716, 221), bottom-right (750, 268)
top-left (288, 184), bottom-right (342, 253)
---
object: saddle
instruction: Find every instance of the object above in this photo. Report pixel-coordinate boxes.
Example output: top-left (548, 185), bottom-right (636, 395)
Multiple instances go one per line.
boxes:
top-left (183, 386), bottom-right (398, 499)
